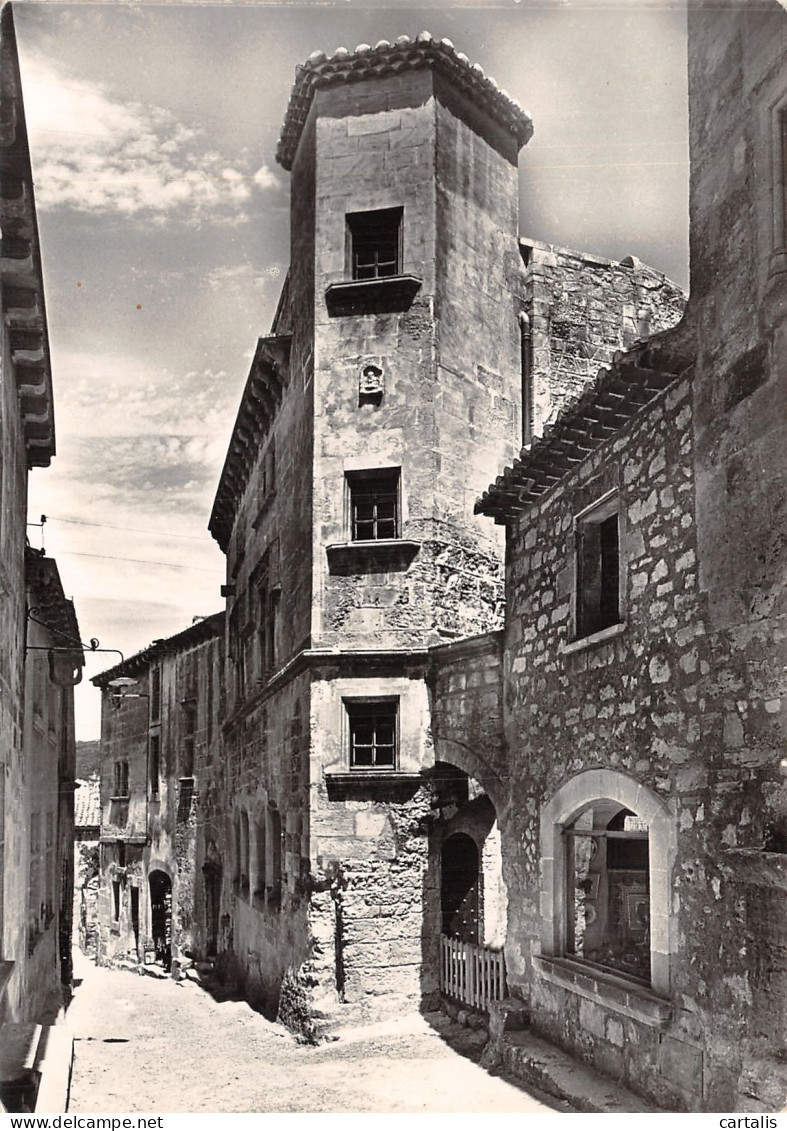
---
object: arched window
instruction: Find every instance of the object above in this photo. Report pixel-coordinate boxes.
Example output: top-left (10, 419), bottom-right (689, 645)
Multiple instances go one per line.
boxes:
top-left (539, 769), bottom-right (675, 995)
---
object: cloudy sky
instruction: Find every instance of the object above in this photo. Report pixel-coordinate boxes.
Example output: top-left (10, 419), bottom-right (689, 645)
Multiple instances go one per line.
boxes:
top-left (15, 0), bottom-right (690, 738)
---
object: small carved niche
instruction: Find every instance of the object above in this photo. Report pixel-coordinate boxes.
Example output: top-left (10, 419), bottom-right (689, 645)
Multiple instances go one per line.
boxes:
top-left (359, 363), bottom-right (384, 406)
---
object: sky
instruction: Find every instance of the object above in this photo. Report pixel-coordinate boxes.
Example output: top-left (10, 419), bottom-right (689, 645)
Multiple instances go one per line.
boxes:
top-left (14, 0), bottom-right (690, 739)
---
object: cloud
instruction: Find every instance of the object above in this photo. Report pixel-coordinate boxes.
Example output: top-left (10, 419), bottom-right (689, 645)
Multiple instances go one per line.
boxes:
top-left (253, 165), bottom-right (278, 191)
top-left (21, 54), bottom-right (284, 223)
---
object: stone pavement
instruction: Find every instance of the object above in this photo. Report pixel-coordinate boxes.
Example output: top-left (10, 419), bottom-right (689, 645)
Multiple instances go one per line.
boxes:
top-left (64, 950), bottom-right (561, 1113)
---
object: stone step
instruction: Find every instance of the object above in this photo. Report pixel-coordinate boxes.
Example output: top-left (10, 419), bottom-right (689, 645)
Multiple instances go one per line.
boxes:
top-left (0, 1022), bottom-right (73, 1114)
top-left (500, 1030), bottom-right (663, 1113)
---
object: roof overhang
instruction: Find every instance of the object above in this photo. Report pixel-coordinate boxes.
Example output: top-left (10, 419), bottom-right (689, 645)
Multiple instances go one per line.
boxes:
top-left (208, 334), bottom-right (291, 553)
top-left (475, 328), bottom-right (695, 523)
top-left (1, 7), bottom-right (55, 467)
top-left (277, 32), bottom-right (533, 171)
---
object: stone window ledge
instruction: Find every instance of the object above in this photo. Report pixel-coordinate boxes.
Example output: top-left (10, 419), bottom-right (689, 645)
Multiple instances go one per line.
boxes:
top-left (325, 275), bottom-right (422, 317)
top-left (324, 770), bottom-right (424, 799)
top-left (561, 622), bottom-right (626, 656)
top-left (325, 770), bottom-right (422, 786)
top-left (533, 955), bottom-right (672, 1029)
top-left (326, 539), bottom-right (420, 574)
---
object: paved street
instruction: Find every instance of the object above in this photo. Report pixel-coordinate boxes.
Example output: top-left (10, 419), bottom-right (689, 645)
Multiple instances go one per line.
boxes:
top-left (66, 950), bottom-right (559, 1113)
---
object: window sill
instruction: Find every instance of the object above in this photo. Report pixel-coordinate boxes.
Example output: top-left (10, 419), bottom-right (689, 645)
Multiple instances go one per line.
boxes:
top-left (324, 769), bottom-right (424, 799)
top-left (325, 275), bottom-right (422, 317)
top-left (326, 539), bottom-right (420, 575)
top-left (561, 622), bottom-right (626, 656)
top-left (533, 955), bottom-right (672, 1028)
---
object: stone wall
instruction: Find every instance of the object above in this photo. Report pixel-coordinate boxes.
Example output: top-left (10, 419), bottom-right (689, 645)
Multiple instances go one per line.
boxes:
top-left (500, 375), bottom-right (709, 1109)
top-left (216, 670), bottom-right (312, 1018)
top-left (310, 67), bottom-right (521, 652)
top-left (684, 0), bottom-right (787, 1109)
top-left (520, 240), bottom-right (686, 438)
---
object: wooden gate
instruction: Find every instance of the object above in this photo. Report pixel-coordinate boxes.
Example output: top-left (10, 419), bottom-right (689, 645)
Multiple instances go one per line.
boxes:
top-left (440, 934), bottom-right (506, 1009)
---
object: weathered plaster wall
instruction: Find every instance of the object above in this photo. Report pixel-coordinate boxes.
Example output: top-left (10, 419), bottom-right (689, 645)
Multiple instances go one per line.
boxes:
top-left (217, 671), bottom-right (312, 1019)
top-left (3, 616), bottom-right (69, 1021)
top-left (685, 0), bottom-right (787, 1109)
top-left (0, 331), bottom-right (29, 1024)
top-left (96, 681), bottom-right (149, 967)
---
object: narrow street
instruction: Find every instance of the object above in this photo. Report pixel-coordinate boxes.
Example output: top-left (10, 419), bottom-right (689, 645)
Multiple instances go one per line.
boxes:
top-left (65, 951), bottom-right (559, 1113)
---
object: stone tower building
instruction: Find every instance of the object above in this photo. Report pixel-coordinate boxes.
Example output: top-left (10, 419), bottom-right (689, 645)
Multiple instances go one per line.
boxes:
top-left (208, 33), bottom-right (532, 1026)
top-left (206, 34), bottom-right (684, 1030)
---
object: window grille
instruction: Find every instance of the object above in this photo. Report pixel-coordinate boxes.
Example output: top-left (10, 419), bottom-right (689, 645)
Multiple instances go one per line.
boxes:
top-left (346, 699), bottom-right (398, 770)
top-left (348, 471), bottom-right (399, 542)
top-left (347, 208), bottom-right (402, 280)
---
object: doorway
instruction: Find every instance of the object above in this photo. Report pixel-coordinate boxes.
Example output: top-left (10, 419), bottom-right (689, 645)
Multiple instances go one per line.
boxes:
top-left (130, 886), bottom-right (140, 959)
top-left (148, 870), bottom-right (172, 971)
top-left (202, 862), bottom-right (221, 957)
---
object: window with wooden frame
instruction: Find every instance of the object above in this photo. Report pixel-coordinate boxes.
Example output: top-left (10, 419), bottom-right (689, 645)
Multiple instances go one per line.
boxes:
top-left (150, 665), bottom-right (161, 723)
top-left (254, 561), bottom-right (278, 681)
top-left (347, 468), bottom-right (400, 542)
top-left (181, 700), bottom-right (196, 778)
top-left (113, 760), bottom-right (129, 798)
top-left (347, 207), bottom-right (403, 280)
top-left (564, 802), bottom-right (650, 984)
top-left (149, 734), bottom-right (160, 798)
top-left (266, 805), bottom-right (282, 901)
top-left (575, 492), bottom-right (621, 640)
top-left (345, 698), bottom-right (398, 770)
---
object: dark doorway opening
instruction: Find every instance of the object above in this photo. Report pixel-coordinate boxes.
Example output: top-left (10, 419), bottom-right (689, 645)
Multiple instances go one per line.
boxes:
top-left (130, 886), bottom-right (140, 959)
top-left (202, 862), bottom-right (221, 957)
top-left (148, 870), bottom-right (172, 971)
top-left (441, 832), bottom-right (481, 943)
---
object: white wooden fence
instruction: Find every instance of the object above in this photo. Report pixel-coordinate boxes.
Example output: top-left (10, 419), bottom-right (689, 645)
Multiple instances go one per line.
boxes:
top-left (440, 934), bottom-right (506, 1010)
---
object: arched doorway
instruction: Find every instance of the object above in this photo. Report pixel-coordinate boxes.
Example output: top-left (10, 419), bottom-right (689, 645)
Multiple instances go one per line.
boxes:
top-left (148, 870), bottom-right (172, 971)
top-left (441, 832), bottom-right (481, 943)
top-left (202, 861), bottom-right (221, 957)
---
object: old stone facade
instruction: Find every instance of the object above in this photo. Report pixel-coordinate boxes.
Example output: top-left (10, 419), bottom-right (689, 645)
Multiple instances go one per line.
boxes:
top-left (86, 5), bottom-right (785, 1112)
top-left (198, 33), bottom-right (684, 1035)
top-left (0, 3), bottom-right (82, 1058)
top-left (472, 0), bottom-right (787, 1111)
top-left (92, 614), bottom-right (223, 973)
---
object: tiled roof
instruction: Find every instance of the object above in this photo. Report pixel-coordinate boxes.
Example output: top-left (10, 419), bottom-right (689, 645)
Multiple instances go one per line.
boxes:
top-left (92, 610), bottom-right (224, 687)
top-left (74, 777), bottom-right (101, 830)
top-left (276, 32), bottom-right (534, 171)
top-left (475, 327), bottom-right (694, 522)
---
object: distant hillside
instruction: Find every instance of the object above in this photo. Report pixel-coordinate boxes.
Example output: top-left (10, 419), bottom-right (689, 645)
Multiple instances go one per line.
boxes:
top-left (76, 739), bottom-right (102, 779)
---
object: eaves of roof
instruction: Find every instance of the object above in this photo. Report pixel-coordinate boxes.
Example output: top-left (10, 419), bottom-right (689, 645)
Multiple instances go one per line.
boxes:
top-left (276, 32), bottom-right (533, 171)
top-left (208, 334), bottom-right (291, 553)
top-left (1, 6), bottom-right (55, 468)
top-left (92, 610), bottom-right (224, 687)
top-left (475, 326), bottom-right (695, 523)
